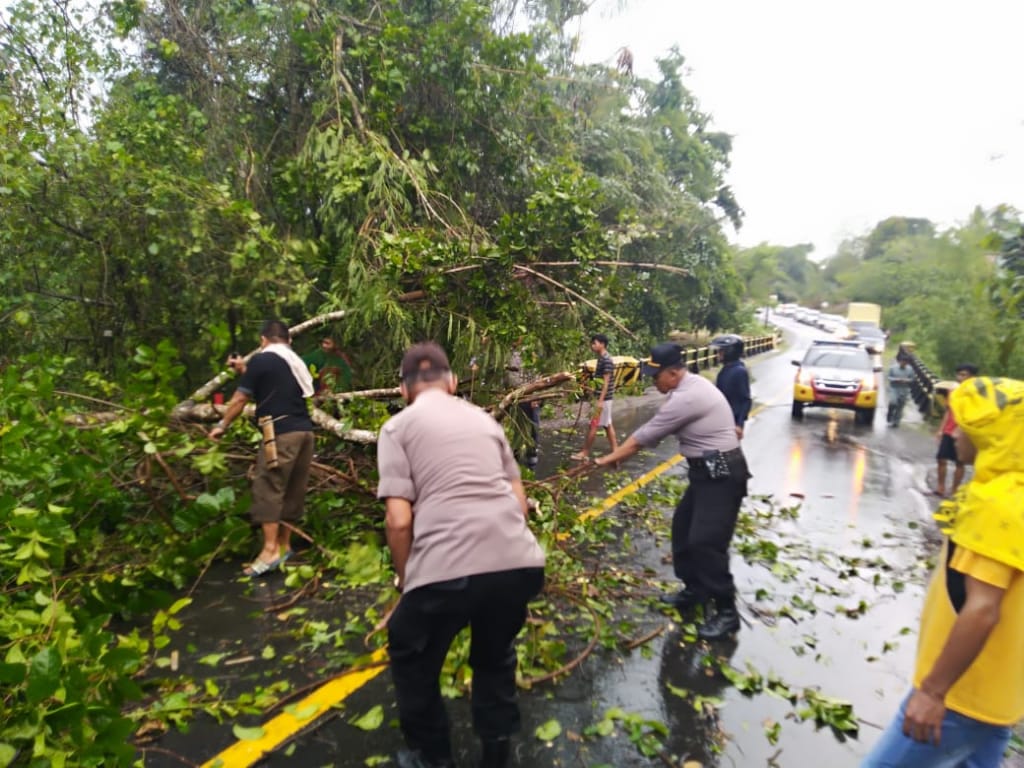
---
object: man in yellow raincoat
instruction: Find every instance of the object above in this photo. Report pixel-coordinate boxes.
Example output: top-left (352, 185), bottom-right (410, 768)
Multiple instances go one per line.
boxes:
top-left (863, 376), bottom-right (1024, 767)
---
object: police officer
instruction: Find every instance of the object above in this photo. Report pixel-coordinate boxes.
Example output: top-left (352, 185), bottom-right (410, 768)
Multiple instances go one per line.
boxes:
top-left (377, 342), bottom-right (546, 768)
top-left (592, 342), bottom-right (750, 640)
top-left (709, 334), bottom-right (751, 440)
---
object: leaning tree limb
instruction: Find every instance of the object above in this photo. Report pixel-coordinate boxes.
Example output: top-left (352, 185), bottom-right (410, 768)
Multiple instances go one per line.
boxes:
top-left (183, 310), bottom-right (350, 404)
top-left (310, 406), bottom-right (377, 444)
top-left (489, 372), bottom-right (577, 421)
top-left (320, 386), bottom-right (401, 403)
top-left (512, 265), bottom-right (636, 339)
top-left (530, 260), bottom-right (690, 276)
top-left (163, 402), bottom-right (378, 445)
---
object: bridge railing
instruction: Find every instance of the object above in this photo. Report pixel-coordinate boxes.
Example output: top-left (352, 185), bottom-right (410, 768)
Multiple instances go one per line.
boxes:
top-left (578, 333), bottom-right (780, 392)
top-left (683, 333), bottom-right (779, 372)
top-left (903, 348), bottom-right (943, 417)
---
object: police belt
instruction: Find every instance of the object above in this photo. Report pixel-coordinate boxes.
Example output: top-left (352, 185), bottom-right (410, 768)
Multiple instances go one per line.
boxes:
top-left (685, 446), bottom-right (745, 477)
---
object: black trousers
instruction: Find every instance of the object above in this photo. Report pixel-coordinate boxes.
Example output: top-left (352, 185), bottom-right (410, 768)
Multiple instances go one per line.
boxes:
top-left (671, 456), bottom-right (749, 602)
top-left (387, 568), bottom-right (545, 762)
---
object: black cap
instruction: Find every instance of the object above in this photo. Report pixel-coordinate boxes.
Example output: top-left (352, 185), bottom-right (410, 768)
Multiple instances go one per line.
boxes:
top-left (641, 342), bottom-right (684, 377)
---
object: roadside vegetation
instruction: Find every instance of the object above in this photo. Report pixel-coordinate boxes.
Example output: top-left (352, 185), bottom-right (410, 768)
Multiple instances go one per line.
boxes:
top-left (734, 211), bottom-right (1024, 379)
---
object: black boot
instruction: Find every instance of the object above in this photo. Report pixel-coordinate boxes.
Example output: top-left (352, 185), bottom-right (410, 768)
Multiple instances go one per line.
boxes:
top-left (658, 588), bottom-right (705, 615)
top-left (480, 736), bottom-right (511, 767)
top-left (697, 598), bottom-right (741, 640)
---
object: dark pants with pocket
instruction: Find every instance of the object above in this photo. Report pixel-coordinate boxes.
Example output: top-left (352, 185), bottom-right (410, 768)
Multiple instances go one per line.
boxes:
top-left (672, 451), bottom-right (750, 603)
top-left (387, 567), bottom-right (545, 762)
top-left (248, 429), bottom-right (314, 523)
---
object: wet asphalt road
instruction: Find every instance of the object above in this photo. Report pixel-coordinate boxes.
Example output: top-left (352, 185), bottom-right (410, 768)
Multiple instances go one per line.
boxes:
top-left (151, 319), bottom-right (971, 768)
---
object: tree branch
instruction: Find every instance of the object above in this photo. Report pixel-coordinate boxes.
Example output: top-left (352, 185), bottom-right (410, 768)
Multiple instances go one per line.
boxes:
top-left (182, 310), bottom-right (349, 403)
top-left (531, 260), bottom-right (689, 276)
top-left (512, 265), bottom-right (637, 339)
top-left (488, 372), bottom-right (576, 421)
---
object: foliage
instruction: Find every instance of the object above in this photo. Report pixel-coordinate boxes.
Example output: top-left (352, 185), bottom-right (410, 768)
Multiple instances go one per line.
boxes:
top-left (0, 349), bottom-right (250, 766)
top-left (826, 208), bottom-right (1024, 377)
top-left (733, 243), bottom-right (823, 305)
top-left (2, 0), bottom-right (746, 393)
top-left (583, 708), bottom-right (669, 758)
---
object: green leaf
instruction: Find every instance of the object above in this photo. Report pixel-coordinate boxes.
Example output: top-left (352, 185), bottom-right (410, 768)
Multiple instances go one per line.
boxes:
top-left (26, 646), bottom-right (62, 704)
top-left (231, 725), bottom-right (266, 741)
top-left (664, 682), bottom-right (689, 700)
top-left (592, 718), bottom-right (614, 737)
top-left (0, 663), bottom-right (26, 684)
top-left (168, 597), bottom-right (192, 615)
top-left (99, 647), bottom-right (141, 674)
top-left (0, 744), bottom-right (17, 767)
top-left (534, 719), bottom-right (562, 741)
top-left (283, 702), bottom-right (319, 720)
top-left (261, 644), bottom-right (275, 660)
top-left (350, 704), bottom-right (384, 731)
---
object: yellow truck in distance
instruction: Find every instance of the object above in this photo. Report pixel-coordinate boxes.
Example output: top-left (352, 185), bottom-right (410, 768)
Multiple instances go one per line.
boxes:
top-left (845, 302), bottom-right (885, 353)
top-left (847, 302), bottom-right (882, 326)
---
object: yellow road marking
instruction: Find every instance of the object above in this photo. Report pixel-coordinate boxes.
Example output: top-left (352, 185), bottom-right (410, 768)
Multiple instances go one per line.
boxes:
top-left (202, 648), bottom-right (389, 768)
top-left (203, 391), bottom-right (781, 765)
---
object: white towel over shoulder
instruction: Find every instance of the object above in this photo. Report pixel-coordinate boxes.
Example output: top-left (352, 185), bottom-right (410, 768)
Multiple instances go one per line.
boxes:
top-left (262, 343), bottom-right (314, 398)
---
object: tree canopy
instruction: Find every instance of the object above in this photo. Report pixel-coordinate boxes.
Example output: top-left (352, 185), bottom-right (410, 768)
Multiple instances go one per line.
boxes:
top-left (1, 0), bottom-right (747, 390)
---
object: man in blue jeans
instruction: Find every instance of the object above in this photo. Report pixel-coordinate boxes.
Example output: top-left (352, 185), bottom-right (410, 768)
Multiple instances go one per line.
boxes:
top-left (862, 376), bottom-right (1024, 767)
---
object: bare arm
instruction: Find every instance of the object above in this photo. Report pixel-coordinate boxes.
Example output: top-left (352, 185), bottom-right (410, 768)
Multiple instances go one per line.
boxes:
top-left (384, 497), bottom-right (414, 590)
top-left (593, 435), bottom-right (642, 467)
top-left (597, 372), bottom-right (611, 403)
top-left (903, 573), bottom-right (1006, 744)
top-left (208, 390), bottom-right (250, 440)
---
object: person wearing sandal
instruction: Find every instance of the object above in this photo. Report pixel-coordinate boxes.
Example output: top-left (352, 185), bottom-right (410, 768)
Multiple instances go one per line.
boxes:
top-left (377, 342), bottom-right (545, 768)
top-left (209, 319), bottom-right (315, 577)
top-left (570, 332), bottom-right (618, 462)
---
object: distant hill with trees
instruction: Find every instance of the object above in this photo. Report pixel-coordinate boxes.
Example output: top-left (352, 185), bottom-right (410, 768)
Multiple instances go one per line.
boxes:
top-left (735, 209), bottom-right (1024, 378)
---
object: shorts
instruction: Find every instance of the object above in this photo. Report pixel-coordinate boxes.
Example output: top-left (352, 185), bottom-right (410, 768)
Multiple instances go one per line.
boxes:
top-left (936, 433), bottom-right (960, 463)
top-left (596, 399), bottom-right (613, 428)
top-left (249, 430), bottom-right (315, 523)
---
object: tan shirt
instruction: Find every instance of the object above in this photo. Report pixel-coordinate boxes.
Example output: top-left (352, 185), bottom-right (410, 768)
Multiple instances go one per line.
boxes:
top-left (376, 388), bottom-right (545, 592)
top-left (631, 372), bottom-right (739, 458)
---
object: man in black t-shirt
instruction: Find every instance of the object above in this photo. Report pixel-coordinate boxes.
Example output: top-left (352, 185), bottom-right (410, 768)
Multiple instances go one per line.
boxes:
top-left (209, 319), bottom-right (315, 576)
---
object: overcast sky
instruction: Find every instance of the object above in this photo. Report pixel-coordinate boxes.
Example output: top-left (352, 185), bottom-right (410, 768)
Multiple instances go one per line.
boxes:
top-left (575, 0), bottom-right (1024, 259)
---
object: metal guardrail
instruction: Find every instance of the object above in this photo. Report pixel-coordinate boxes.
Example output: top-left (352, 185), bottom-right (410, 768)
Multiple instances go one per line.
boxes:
top-left (683, 333), bottom-right (778, 372)
top-left (904, 349), bottom-right (943, 416)
top-left (579, 333), bottom-right (780, 392)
